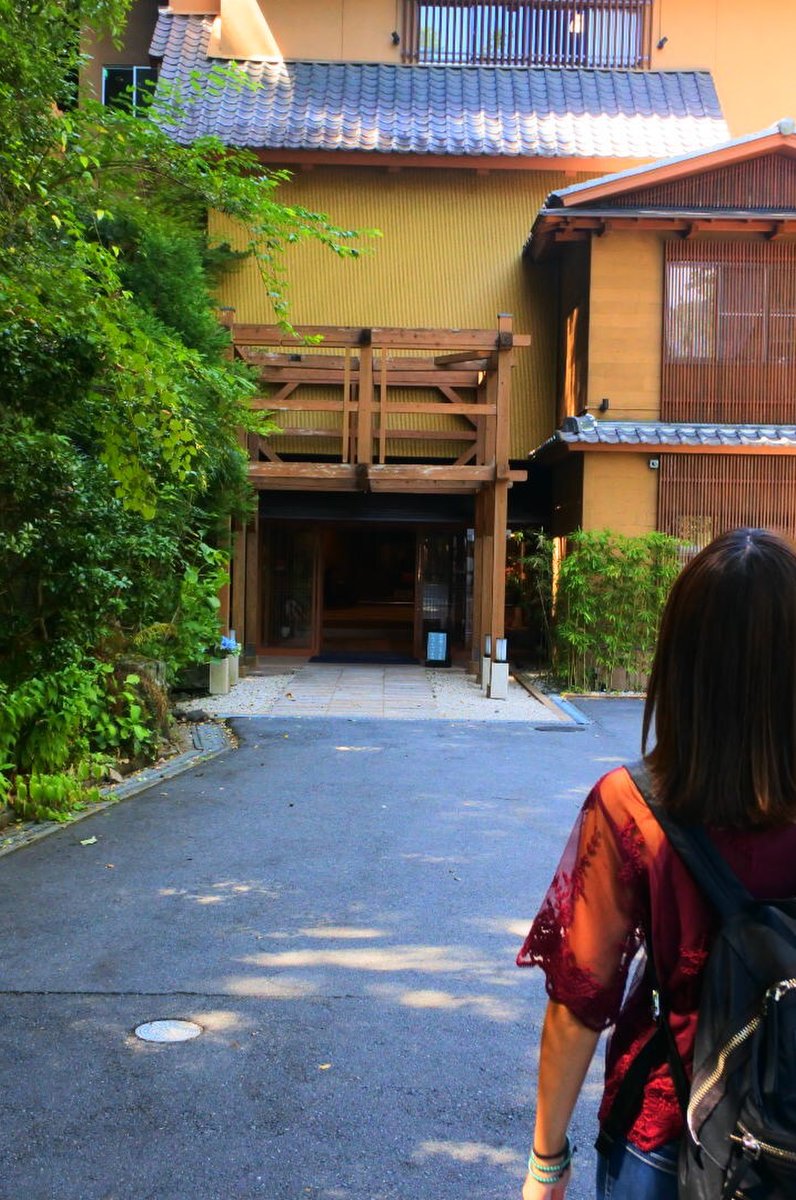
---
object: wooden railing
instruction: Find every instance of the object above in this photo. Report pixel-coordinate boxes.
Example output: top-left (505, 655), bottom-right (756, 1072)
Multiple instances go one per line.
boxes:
top-left (401, 0), bottom-right (653, 68)
top-left (230, 319), bottom-right (530, 495)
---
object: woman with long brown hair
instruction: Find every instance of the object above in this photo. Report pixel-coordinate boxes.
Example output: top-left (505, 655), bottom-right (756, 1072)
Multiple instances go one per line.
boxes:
top-left (517, 527), bottom-right (796, 1199)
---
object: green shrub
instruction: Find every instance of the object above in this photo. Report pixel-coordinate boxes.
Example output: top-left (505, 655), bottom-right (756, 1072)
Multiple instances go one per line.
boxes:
top-left (553, 530), bottom-right (681, 691)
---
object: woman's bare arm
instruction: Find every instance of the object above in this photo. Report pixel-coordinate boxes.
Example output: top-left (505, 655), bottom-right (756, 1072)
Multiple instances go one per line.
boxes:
top-left (522, 999), bottom-right (601, 1199)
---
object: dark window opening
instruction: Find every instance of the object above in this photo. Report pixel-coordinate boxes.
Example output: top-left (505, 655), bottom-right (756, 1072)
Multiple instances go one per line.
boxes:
top-left (102, 65), bottom-right (157, 113)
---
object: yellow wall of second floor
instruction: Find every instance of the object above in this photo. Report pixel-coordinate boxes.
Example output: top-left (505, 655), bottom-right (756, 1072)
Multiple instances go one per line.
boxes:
top-left (648, 0), bottom-right (796, 137)
top-left (587, 233), bottom-right (664, 423)
top-left (211, 165), bottom-right (590, 457)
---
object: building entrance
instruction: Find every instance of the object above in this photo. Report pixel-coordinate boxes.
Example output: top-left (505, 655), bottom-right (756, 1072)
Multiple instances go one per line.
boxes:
top-left (320, 528), bottom-right (416, 655)
top-left (261, 521), bottom-right (471, 660)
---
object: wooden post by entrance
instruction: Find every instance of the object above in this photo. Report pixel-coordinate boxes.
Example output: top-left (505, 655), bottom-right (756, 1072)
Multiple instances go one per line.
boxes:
top-left (243, 505), bottom-right (260, 665)
top-left (470, 490), bottom-right (486, 675)
top-left (471, 315), bottom-right (515, 676)
top-left (231, 520), bottom-right (246, 656)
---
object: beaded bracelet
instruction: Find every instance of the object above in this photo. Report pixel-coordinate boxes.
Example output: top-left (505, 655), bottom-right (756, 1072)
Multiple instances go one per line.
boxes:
top-left (527, 1135), bottom-right (573, 1185)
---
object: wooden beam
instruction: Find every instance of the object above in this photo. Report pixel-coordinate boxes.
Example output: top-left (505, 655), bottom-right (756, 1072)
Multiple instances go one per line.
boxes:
top-left (257, 439), bottom-right (283, 462)
top-left (367, 465), bottom-right (496, 481)
top-left (249, 463), bottom-right (359, 480)
top-left (233, 324), bottom-right (531, 350)
top-left (266, 428), bottom-right (478, 443)
top-left (253, 398), bottom-right (351, 412)
top-left (453, 445), bottom-right (478, 466)
top-left (255, 147), bottom-right (647, 175)
top-left (254, 367), bottom-right (482, 386)
top-left (434, 352), bottom-right (491, 367)
top-left (376, 402), bottom-right (495, 416)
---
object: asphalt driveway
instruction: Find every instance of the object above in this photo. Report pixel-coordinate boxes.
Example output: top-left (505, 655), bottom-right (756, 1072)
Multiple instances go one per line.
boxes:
top-left (0, 700), bottom-right (643, 1200)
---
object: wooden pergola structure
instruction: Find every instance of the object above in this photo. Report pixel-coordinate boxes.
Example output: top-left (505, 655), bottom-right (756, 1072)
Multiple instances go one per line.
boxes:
top-left (220, 314), bottom-right (529, 666)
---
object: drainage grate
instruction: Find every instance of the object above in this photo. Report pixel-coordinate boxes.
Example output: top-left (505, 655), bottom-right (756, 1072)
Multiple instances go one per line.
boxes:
top-left (134, 1019), bottom-right (202, 1043)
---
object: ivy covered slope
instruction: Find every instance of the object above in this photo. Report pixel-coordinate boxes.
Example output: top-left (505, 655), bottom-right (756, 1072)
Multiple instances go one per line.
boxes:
top-left (0, 0), bottom-right (365, 819)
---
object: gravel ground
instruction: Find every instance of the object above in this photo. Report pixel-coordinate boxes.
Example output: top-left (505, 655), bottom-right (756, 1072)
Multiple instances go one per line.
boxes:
top-left (176, 663), bottom-right (557, 722)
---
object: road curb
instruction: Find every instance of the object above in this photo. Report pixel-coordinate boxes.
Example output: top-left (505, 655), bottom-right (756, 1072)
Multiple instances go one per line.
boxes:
top-left (0, 721), bottom-right (232, 860)
top-left (513, 672), bottom-right (591, 729)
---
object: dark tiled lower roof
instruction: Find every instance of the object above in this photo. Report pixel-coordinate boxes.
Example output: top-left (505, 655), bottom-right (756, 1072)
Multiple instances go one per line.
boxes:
top-left (149, 13), bottom-right (728, 158)
top-left (533, 415), bottom-right (796, 456)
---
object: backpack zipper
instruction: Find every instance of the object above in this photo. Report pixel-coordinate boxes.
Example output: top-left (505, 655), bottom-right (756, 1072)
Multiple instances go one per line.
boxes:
top-left (687, 977), bottom-right (796, 1139)
top-left (730, 1123), bottom-right (796, 1165)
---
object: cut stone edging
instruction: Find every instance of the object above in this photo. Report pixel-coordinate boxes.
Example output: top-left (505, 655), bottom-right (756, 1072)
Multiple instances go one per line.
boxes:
top-left (513, 672), bottom-right (590, 729)
top-left (0, 721), bottom-right (232, 860)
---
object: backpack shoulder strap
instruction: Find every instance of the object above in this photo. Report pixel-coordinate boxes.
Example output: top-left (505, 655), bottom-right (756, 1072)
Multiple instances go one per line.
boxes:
top-left (625, 759), bottom-right (752, 920)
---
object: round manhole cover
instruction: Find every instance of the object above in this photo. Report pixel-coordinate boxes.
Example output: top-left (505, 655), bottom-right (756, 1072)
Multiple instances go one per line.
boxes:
top-left (134, 1019), bottom-right (202, 1043)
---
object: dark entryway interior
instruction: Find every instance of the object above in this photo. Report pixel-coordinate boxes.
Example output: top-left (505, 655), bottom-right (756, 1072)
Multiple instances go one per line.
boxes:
top-left (261, 506), bottom-right (472, 658)
top-left (321, 528), bottom-right (416, 654)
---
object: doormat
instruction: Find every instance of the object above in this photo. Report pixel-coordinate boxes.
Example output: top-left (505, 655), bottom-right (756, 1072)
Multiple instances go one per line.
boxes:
top-left (309, 652), bottom-right (419, 665)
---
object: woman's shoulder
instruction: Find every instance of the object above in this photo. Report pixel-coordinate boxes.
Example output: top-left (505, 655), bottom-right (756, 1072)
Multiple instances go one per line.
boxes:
top-left (590, 764), bottom-right (650, 815)
top-left (587, 765), bottom-right (667, 853)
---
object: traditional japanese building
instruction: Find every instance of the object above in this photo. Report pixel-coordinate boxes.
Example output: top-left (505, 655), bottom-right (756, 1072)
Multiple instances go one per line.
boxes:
top-left (81, 1), bottom-right (796, 662)
top-left (528, 122), bottom-right (796, 557)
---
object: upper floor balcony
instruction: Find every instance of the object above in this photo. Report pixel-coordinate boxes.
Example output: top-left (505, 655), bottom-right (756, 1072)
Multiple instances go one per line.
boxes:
top-left (401, 0), bottom-right (654, 68)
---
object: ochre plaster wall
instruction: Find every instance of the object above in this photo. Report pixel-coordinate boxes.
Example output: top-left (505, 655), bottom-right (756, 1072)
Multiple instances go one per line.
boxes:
top-left (587, 233), bottom-right (663, 422)
top-left (263, 0), bottom-right (401, 63)
top-left (581, 454), bottom-right (658, 535)
top-left (648, 0), bottom-right (796, 137)
top-left (211, 166), bottom-right (586, 456)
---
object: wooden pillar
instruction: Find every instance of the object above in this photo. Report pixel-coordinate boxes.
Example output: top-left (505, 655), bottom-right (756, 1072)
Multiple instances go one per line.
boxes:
top-left (488, 314), bottom-right (513, 655)
top-left (217, 306), bottom-right (237, 639)
top-left (357, 330), bottom-right (373, 465)
top-left (231, 520), bottom-right (246, 651)
top-left (472, 315), bottom-right (515, 674)
top-left (470, 490), bottom-right (486, 675)
top-left (488, 480), bottom-right (509, 652)
top-left (218, 518), bottom-right (232, 634)
top-left (243, 504), bottom-right (261, 665)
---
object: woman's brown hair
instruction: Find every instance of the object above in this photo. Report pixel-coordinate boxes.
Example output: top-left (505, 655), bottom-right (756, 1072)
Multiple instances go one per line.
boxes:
top-left (642, 527), bottom-right (796, 828)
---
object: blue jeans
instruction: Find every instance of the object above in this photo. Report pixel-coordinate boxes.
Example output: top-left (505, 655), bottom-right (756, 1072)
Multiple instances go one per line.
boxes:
top-left (596, 1137), bottom-right (679, 1200)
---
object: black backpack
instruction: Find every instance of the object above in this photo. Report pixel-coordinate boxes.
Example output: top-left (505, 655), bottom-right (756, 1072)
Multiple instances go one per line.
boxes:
top-left (598, 761), bottom-right (796, 1199)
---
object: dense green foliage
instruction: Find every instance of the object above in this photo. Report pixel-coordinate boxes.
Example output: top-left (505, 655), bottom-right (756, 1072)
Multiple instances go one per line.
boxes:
top-left (0, 0), bottom-right (366, 818)
top-left (551, 530), bottom-right (682, 690)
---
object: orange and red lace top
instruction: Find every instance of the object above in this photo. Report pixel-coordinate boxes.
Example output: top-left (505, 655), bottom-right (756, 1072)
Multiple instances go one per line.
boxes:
top-left (517, 766), bottom-right (796, 1151)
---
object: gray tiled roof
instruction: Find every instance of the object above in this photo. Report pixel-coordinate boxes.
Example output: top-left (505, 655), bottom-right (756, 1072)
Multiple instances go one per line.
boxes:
top-left (534, 415), bottom-right (796, 456)
top-left (149, 12), bottom-right (729, 158)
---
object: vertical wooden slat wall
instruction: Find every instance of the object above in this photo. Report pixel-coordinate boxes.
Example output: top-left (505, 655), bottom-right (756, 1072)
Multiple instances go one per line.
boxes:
top-left (612, 156), bottom-right (796, 209)
top-left (659, 454), bottom-right (796, 550)
top-left (663, 240), bottom-right (796, 424)
top-left (402, 0), bottom-right (652, 67)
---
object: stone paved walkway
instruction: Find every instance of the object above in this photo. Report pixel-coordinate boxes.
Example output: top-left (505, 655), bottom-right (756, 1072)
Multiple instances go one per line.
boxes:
top-left (269, 664), bottom-right (433, 718)
top-left (180, 661), bottom-right (558, 722)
